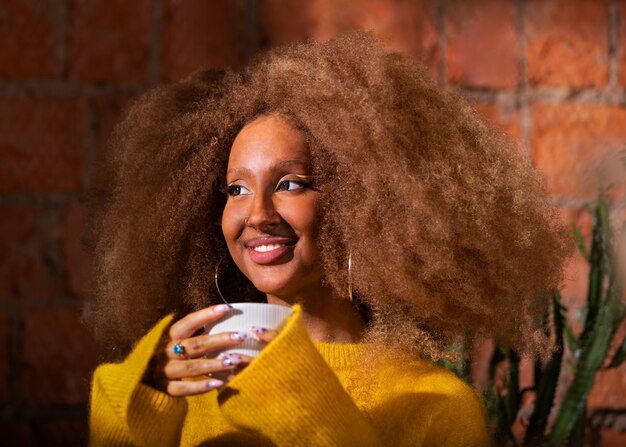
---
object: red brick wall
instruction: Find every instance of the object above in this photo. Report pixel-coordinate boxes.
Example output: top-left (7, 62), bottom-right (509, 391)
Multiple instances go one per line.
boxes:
top-left (1, 0), bottom-right (625, 445)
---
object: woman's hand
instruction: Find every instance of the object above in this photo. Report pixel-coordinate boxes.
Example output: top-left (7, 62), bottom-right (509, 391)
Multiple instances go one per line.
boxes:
top-left (146, 304), bottom-right (277, 397)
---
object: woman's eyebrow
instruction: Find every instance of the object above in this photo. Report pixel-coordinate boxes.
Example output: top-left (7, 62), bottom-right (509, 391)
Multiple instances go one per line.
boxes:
top-left (227, 159), bottom-right (309, 176)
top-left (273, 159), bottom-right (309, 169)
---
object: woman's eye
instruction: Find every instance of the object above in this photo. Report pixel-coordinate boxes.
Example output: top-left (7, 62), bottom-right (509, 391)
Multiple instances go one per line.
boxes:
top-left (227, 184), bottom-right (251, 196)
top-left (276, 180), bottom-right (307, 192)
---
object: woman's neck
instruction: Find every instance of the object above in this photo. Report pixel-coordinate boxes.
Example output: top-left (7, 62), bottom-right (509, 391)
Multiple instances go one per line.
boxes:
top-left (266, 284), bottom-right (365, 343)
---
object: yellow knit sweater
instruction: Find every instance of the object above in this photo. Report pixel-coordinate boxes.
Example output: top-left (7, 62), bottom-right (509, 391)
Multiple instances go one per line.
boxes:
top-left (90, 305), bottom-right (489, 446)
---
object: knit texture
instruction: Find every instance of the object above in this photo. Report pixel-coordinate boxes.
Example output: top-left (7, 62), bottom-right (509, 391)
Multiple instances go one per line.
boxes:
top-left (89, 305), bottom-right (489, 446)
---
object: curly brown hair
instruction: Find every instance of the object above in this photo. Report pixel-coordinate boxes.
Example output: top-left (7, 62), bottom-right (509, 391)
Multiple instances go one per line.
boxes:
top-left (85, 32), bottom-right (570, 361)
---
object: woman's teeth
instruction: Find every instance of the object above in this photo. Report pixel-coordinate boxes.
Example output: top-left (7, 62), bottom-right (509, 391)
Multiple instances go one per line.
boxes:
top-left (252, 244), bottom-right (283, 252)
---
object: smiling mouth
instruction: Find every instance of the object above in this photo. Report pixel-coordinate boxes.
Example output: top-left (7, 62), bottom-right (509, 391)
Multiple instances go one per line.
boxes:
top-left (245, 238), bottom-right (296, 265)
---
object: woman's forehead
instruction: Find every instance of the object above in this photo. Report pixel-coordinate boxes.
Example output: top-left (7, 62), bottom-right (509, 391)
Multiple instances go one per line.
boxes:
top-left (227, 115), bottom-right (309, 172)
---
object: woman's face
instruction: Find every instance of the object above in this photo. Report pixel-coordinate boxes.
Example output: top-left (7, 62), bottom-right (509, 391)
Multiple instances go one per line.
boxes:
top-left (222, 114), bottom-right (323, 298)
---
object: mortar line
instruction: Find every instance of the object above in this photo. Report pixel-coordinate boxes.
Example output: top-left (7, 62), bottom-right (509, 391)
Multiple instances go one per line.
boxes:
top-left (57, 0), bottom-right (70, 80)
top-left (518, 0), bottom-right (531, 156)
top-left (0, 193), bottom-right (78, 205)
top-left (608, 0), bottom-right (619, 96)
top-left (82, 96), bottom-right (97, 192)
top-left (0, 82), bottom-right (142, 96)
top-left (149, 0), bottom-right (163, 86)
top-left (437, 1), bottom-right (447, 87)
top-left (243, 0), bottom-right (260, 64)
top-left (6, 304), bottom-right (20, 419)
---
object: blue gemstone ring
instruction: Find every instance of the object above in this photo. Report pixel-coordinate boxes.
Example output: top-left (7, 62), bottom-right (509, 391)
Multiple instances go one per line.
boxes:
top-left (173, 343), bottom-right (187, 358)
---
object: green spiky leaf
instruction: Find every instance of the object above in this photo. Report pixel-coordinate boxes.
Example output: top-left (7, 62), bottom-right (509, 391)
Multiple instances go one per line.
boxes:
top-left (524, 291), bottom-right (565, 446)
top-left (548, 286), bottom-right (623, 446)
top-left (572, 225), bottom-right (589, 262)
top-left (564, 321), bottom-right (580, 359)
top-left (507, 350), bottom-right (520, 424)
top-left (579, 198), bottom-right (609, 349)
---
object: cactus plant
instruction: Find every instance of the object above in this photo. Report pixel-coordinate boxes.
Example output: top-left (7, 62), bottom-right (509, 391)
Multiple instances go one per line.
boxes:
top-left (442, 192), bottom-right (625, 445)
top-left (546, 194), bottom-right (625, 446)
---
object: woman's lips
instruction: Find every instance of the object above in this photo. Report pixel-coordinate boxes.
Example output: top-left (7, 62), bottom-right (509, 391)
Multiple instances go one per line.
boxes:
top-left (245, 237), bottom-right (296, 265)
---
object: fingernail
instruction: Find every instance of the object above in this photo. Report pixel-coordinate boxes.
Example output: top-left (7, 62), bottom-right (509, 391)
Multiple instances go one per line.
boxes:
top-left (249, 326), bottom-right (268, 334)
top-left (216, 352), bottom-right (239, 360)
top-left (223, 355), bottom-right (243, 366)
top-left (214, 304), bottom-right (233, 312)
top-left (230, 332), bottom-right (250, 341)
top-left (207, 379), bottom-right (224, 389)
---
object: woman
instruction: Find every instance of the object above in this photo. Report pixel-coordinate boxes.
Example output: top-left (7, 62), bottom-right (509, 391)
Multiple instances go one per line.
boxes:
top-left (87, 33), bottom-right (569, 446)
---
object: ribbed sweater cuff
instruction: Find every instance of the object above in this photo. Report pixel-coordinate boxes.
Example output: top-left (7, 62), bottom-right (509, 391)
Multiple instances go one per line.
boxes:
top-left (127, 384), bottom-right (187, 446)
top-left (91, 315), bottom-right (186, 446)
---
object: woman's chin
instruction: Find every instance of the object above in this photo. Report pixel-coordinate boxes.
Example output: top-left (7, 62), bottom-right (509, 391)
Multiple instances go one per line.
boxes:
top-left (252, 281), bottom-right (293, 298)
top-left (245, 266), bottom-right (323, 300)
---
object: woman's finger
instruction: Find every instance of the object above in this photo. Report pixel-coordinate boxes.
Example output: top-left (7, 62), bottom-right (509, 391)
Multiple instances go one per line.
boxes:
top-left (165, 331), bottom-right (251, 360)
top-left (164, 354), bottom-right (253, 380)
top-left (168, 304), bottom-right (234, 341)
top-left (249, 326), bottom-right (278, 343)
top-left (166, 378), bottom-right (224, 397)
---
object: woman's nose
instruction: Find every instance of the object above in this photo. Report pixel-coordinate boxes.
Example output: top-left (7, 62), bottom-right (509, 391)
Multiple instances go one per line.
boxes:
top-left (245, 192), bottom-right (281, 230)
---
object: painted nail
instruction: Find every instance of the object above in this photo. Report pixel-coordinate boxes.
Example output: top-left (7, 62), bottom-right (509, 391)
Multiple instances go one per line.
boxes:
top-left (230, 332), bottom-right (250, 341)
top-left (249, 326), bottom-right (268, 334)
top-left (214, 304), bottom-right (234, 312)
top-left (223, 355), bottom-right (243, 366)
top-left (207, 379), bottom-right (224, 389)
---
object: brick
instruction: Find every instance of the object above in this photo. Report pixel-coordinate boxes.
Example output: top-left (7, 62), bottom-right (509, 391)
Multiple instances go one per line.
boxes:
top-left (0, 0), bottom-right (58, 80)
top-left (559, 207), bottom-right (592, 314)
top-left (0, 315), bottom-right (10, 406)
top-left (589, 363), bottom-right (626, 408)
top-left (0, 419), bottom-right (32, 445)
top-left (473, 101), bottom-right (522, 143)
top-left (20, 308), bottom-right (101, 406)
top-left (526, 0), bottom-right (609, 88)
top-left (0, 97), bottom-right (85, 193)
top-left (68, 0), bottom-right (151, 85)
top-left (0, 204), bottom-right (60, 303)
top-left (33, 418), bottom-right (88, 447)
top-left (260, 0), bottom-right (313, 44)
top-left (446, 0), bottom-right (519, 89)
top-left (162, 0), bottom-right (246, 82)
top-left (620, 1), bottom-right (626, 87)
top-left (264, 0), bottom-right (439, 75)
top-left (531, 104), bottom-right (626, 200)
top-left (63, 202), bottom-right (92, 298)
top-left (92, 94), bottom-right (132, 154)
top-left (560, 251), bottom-right (589, 335)
top-left (600, 429), bottom-right (626, 447)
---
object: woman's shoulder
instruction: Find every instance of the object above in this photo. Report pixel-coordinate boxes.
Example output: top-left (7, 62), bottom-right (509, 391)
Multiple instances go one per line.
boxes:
top-left (396, 358), bottom-right (476, 395)
top-left (379, 358), bottom-right (489, 445)
top-left (374, 356), bottom-right (485, 415)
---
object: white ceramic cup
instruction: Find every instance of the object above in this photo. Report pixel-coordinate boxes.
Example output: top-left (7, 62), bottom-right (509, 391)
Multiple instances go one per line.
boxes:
top-left (205, 302), bottom-right (293, 357)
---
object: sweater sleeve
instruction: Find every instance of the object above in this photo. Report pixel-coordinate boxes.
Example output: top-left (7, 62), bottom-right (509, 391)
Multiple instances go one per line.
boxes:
top-left (217, 304), bottom-right (383, 447)
top-left (89, 315), bottom-right (187, 447)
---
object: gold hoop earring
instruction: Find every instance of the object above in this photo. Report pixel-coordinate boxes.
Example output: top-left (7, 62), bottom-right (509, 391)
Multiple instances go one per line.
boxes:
top-left (347, 252), bottom-right (354, 303)
top-left (214, 257), bottom-right (230, 305)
